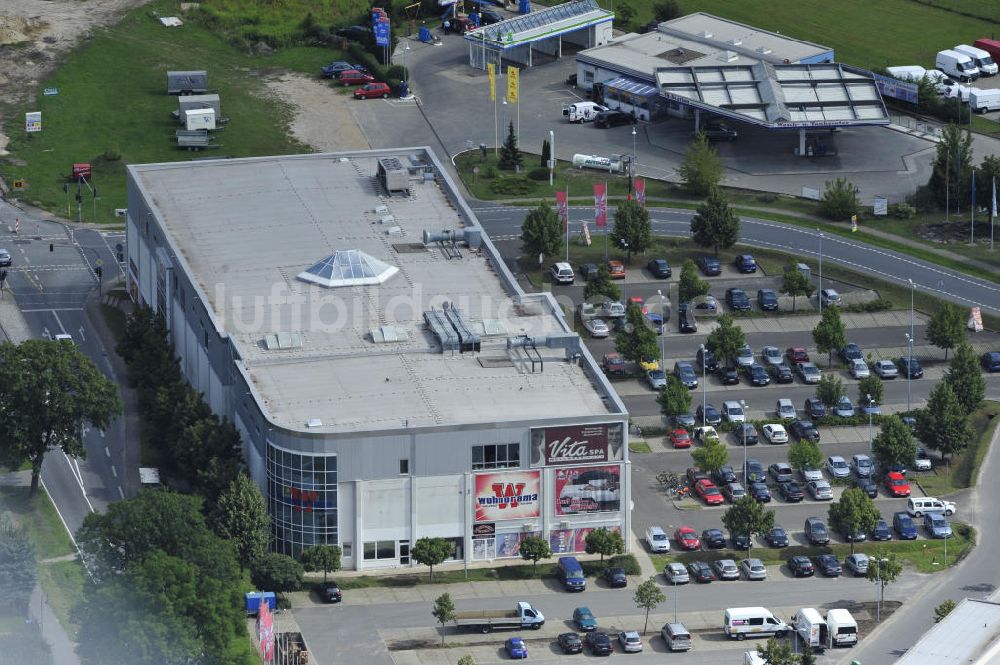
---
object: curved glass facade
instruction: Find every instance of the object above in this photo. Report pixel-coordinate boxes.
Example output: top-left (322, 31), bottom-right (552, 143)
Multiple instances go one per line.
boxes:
top-left (267, 444), bottom-right (338, 558)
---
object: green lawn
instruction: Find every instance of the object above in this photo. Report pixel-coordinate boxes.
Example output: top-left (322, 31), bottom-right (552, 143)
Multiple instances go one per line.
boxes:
top-left (918, 401), bottom-right (1000, 497)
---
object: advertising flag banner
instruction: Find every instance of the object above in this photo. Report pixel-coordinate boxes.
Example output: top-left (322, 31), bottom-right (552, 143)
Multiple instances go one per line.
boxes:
top-left (474, 470), bottom-right (540, 522)
top-left (487, 63), bottom-right (496, 102)
top-left (25, 112), bottom-right (41, 133)
top-left (851, 214), bottom-right (858, 232)
top-left (969, 307), bottom-right (984, 332)
top-left (582, 221), bottom-right (592, 246)
top-left (257, 599), bottom-right (275, 662)
top-left (554, 464), bottom-right (621, 515)
top-left (594, 182), bottom-right (607, 228)
top-left (555, 190), bottom-right (568, 233)
top-left (506, 65), bottom-right (519, 103)
top-left (634, 178), bottom-right (646, 207)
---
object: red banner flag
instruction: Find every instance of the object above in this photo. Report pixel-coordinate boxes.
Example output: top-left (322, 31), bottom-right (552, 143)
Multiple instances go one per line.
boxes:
top-left (594, 183), bottom-right (607, 228)
top-left (635, 178), bottom-right (646, 207)
top-left (555, 190), bottom-right (568, 233)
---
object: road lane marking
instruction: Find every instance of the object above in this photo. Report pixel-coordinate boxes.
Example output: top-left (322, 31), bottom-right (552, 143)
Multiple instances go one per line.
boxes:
top-left (111, 465), bottom-right (117, 478)
top-left (20, 308), bottom-right (85, 312)
top-left (117, 486), bottom-right (125, 499)
top-left (105, 446), bottom-right (110, 457)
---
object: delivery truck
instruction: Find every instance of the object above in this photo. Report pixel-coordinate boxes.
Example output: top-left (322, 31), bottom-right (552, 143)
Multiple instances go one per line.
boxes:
top-left (791, 607), bottom-right (828, 652)
top-left (825, 608), bottom-right (859, 647)
top-left (453, 601), bottom-right (545, 633)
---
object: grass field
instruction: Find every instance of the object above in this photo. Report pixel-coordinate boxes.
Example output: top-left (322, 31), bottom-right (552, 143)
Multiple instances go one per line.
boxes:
top-left (195, 0), bottom-right (370, 47)
top-left (918, 401), bottom-right (1000, 496)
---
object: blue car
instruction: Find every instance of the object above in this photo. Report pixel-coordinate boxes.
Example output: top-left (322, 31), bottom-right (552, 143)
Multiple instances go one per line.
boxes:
top-left (573, 606), bottom-right (597, 631)
top-left (505, 637), bottom-right (528, 659)
top-left (893, 511), bottom-right (918, 540)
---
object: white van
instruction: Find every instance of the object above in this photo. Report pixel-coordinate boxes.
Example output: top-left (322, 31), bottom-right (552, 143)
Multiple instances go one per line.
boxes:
top-left (791, 608), bottom-right (827, 652)
top-left (724, 607), bottom-right (790, 641)
top-left (907, 496), bottom-right (956, 516)
top-left (886, 65), bottom-right (926, 82)
top-left (825, 609), bottom-right (858, 647)
top-left (970, 89), bottom-right (1000, 113)
top-left (953, 44), bottom-right (998, 76)
top-left (936, 49), bottom-right (980, 82)
top-left (645, 526), bottom-right (670, 552)
top-left (562, 101), bottom-right (607, 123)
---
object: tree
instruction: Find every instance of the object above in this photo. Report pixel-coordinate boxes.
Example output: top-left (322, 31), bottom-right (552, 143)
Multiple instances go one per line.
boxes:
top-left (519, 535), bottom-right (551, 574)
top-left (0, 514), bottom-right (36, 614)
top-left (583, 264), bottom-right (621, 302)
top-left (812, 305), bottom-right (846, 367)
top-left (927, 123), bottom-right (974, 209)
top-left (692, 437), bottom-right (729, 474)
top-left (781, 267), bottom-right (814, 312)
top-left (540, 138), bottom-right (550, 168)
top-left (759, 636), bottom-right (796, 665)
top-left (251, 552), bottom-right (304, 592)
top-left (818, 177), bottom-right (858, 221)
top-left (788, 438), bottom-right (823, 473)
top-left (499, 121), bottom-right (522, 170)
top-left (633, 577), bottom-right (666, 634)
top-left (412, 537), bottom-right (453, 582)
top-left (584, 528), bottom-right (625, 562)
top-left (926, 303), bottom-right (965, 359)
top-left (816, 374), bottom-right (845, 408)
top-left (677, 133), bottom-right (724, 196)
top-left (457, 656), bottom-right (477, 665)
top-left (617, 2), bottom-right (636, 25)
top-left (690, 187), bottom-right (740, 255)
top-left (212, 472), bottom-right (269, 572)
top-left (652, 0), bottom-right (681, 21)
top-left (872, 415), bottom-right (917, 469)
top-left (432, 593), bottom-right (456, 645)
top-left (0, 339), bottom-right (122, 496)
top-left (300, 544), bottom-right (342, 583)
top-left (934, 599), bottom-right (956, 623)
top-left (657, 374), bottom-right (692, 418)
top-left (917, 382), bottom-right (975, 461)
top-left (799, 651), bottom-right (817, 665)
top-left (858, 374), bottom-right (885, 409)
top-left (610, 198), bottom-right (653, 264)
top-left (678, 259), bottom-right (710, 303)
top-left (828, 488), bottom-right (881, 554)
top-left (520, 201), bottom-right (563, 258)
top-left (615, 303), bottom-right (659, 364)
top-left (944, 342), bottom-right (986, 415)
top-left (866, 549), bottom-right (902, 615)
top-left (706, 313), bottom-right (746, 366)
top-left (721, 495), bottom-right (775, 555)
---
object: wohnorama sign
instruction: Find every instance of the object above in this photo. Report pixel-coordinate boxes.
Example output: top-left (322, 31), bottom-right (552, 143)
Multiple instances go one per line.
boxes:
top-left (531, 424), bottom-right (623, 466)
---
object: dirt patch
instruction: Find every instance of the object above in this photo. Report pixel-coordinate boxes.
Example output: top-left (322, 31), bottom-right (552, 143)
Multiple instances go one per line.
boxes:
top-left (0, 0), bottom-right (152, 155)
top-left (263, 73), bottom-right (370, 153)
top-left (918, 220), bottom-right (992, 244)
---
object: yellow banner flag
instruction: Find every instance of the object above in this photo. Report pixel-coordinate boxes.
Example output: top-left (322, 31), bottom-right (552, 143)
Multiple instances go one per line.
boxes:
top-left (506, 65), bottom-right (519, 103)
top-left (487, 63), bottom-right (495, 102)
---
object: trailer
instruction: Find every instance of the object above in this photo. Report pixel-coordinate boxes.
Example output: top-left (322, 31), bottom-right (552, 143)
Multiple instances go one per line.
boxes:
top-left (176, 129), bottom-right (219, 151)
top-left (452, 601), bottom-right (544, 633)
top-left (167, 70), bottom-right (208, 95)
top-left (172, 94), bottom-right (222, 120)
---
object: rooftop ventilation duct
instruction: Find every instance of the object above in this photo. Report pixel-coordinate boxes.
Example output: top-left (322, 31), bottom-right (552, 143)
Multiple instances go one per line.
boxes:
top-left (377, 157), bottom-right (409, 193)
top-left (424, 302), bottom-right (481, 352)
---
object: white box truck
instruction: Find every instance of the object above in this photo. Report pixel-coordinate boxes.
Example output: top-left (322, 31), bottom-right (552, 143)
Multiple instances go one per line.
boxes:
top-left (969, 88), bottom-right (1000, 113)
top-left (825, 609), bottom-right (858, 647)
top-left (936, 49), bottom-right (980, 82)
top-left (953, 44), bottom-right (998, 76)
top-left (792, 608), bottom-right (828, 652)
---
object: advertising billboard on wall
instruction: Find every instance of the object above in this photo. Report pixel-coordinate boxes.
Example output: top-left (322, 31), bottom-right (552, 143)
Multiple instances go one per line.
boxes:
top-left (530, 423), bottom-right (624, 467)
top-left (474, 470), bottom-right (541, 522)
top-left (549, 525), bottom-right (621, 554)
top-left (554, 464), bottom-right (622, 516)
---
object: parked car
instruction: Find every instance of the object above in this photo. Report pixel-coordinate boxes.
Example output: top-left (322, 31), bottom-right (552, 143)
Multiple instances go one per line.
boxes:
top-left (795, 362), bottom-right (821, 384)
top-left (674, 361), bottom-right (699, 389)
top-left (769, 462), bottom-right (794, 483)
top-left (701, 528), bottom-right (726, 549)
top-left (924, 512), bottom-right (953, 539)
top-left (765, 525), bottom-right (788, 547)
top-left (696, 346), bottom-right (718, 373)
top-left (762, 423), bottom-right (788, 444)
top-left (646, 258), bottom-right (672, 278)
top-left (897, 356), bottom-right (924, 379)
top-left (757, 288), bottom-right (779, 311)
top-left (584, 631), bottom-right (613, 655)
top-left (584, 318), bottom-right (610, 338)
top-left (699, 121), bottom-right (738, 141)
top-left (354, 82), bottom-right (392, 99)
top-left (762, 346), bottom-right (783, 366)
top-left (790, 419), bottom-right (820, 442)
top-left (674, 526), bottom-right (701, 551)
top-left (744, 459), bottom-right (766, 483)
top-left (826, 455), bottom-right (850, 479)
top-left (787, 347), bottom-right (810, 364)
top-left (600, 300), bottom-right (626, 318)
top-left (694, 295), bottom-right (719, 312)
top-left (844, 526), bottom-right (868, 543)
top-left (914, 447), bottom-right (932, 471)
top-left (805, 517), bottom-right (830, 545)
top-left (618, 631), bottom-right (643, 653)
top-left (722, 482), bottom-right (746, 502)
top-left (806, 479), bottom-right (833, 500)
top-left (479, 9), bottom-right (503, 24)
top-left (549, 262), bottom-right (575, 284)
top-left (845, 552), bottom-right (870, 576)
top-left (745, 364), bottom-right (770, 386)
top-left (696, 255), bottom-right (721, 276)
top-left (558, 632), bottom-right (584, 654)
top-left (648, 310), bottom-right (664, 333)
top-left (687, 467), bottom-right (710, 485)
top-left (594, 109), bottom-right (635, 128)
top-left (639, 356), bottom-right (660, 371)
top-left (0, 248), bottom-right (11, 268)
top-left (777, 481), bottom-right (804, 502)
top-left (776, 398), bottom-right (797, 420)
top-left (814, 554), bottom-right (842, 577)
top-left (734, 254), bottom-right (757, 273)
top-left (694, 479), bottom-right (724, 506)
top-left (678, 303), bottom-right (697, 333)
top-left (820, 288), bottom-right (841, 307)
top-left (723, 400), bottom-right (746, 424)
top-left (852, 454), bottom-right (874, 478)
top-left (884, 471), bottom-right (911, 497)
top-left (670, 429), bottom-right (692, 449)
top-left (603, 567), bottom-right (628, 588)
top-left (712, 465), bottom-right (737, 485)
top-left (894, 511), bottom-right (918, 539)
top-left (981, 352), bottom-right (1000, 372)
top-left (694, 426), bottom-right (719, 443)
top-left (717, 362), bottom-right (740, 385)
top-left (788, 556), bottom-right (815, 577)
top-left (749, 482), bottom-right (772, 502)
top-left (852, 477), bottom-right (878, 498)
top-left (873, 359), bottom-right (898, 379)
top-left (606, 260), bottom-right (626, 279)
top-left (579, 263), bottom-right (600, 280)
top-left (660, 622), bottom-right (692, 651)
top-left (573, 606), bottom-right (598, 631)
top-left (663, 562), bottom-right (690, 584)
top-left (712, 559), bottom-right (740, 581)
top-left (726, 288), bottom-right (752, 312)
top-left (840, 343), bottom-right (863, 363)
top-left (319, 582), bottom-right (342, 602)
top-left (804, 396), bottom-right (827, 419)
top-left (871, 519), bottom-right (892, 541)
top-left (834, 396), bottom-right (855, 418)
top-left (339, 69), bottom-right (376, 85)
top-left (736, 423), bottom-right (759, 445)
top-left (696, 403), bottom-right (721, 426)
top-left (602, 352), bottom-right (625, 375)
top-left (646, 369), bottom-right (667, 389)
top-left (801, 464), bottom-right (824, 482)
top-left (505, 637), bottom-right (528, 659)
top-left (320, 61), bottom-right (367, 77)
top-left (673, 412), bottom-right (696, 428)
top-left (849, 358), bottom-right (870, 379)
top-left (687, 560), bottom-right (716, 583)
top-left (736, 345), bottom-right (755, 368)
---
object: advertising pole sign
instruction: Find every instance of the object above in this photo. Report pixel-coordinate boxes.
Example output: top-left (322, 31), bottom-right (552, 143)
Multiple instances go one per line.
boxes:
top-left (473, 470), bottom-right (540, 522)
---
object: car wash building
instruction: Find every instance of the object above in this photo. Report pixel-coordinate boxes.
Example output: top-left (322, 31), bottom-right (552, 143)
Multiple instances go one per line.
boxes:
top-left (123, 148), bottom-right (630, 570)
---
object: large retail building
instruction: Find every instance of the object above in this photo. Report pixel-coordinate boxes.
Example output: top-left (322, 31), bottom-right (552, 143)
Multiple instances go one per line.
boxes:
top-left (124, 148), bottom-right (630, 570)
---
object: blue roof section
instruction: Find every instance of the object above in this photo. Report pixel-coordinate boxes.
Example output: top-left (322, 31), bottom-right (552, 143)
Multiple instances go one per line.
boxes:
top-left (604, 77), bottom-right (657, 98)
top-left (465, 0), bottom-right (613, 48)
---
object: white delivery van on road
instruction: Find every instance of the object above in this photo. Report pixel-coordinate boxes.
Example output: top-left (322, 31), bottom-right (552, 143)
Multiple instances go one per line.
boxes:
top-left (562, 101), bottom-right (607, 123)
top-left (954, 44), bottom-right (998, 76)
top-left (724, 607), bottom-right (790, 641)
top-left (936, 49), bottom-right (980, 81)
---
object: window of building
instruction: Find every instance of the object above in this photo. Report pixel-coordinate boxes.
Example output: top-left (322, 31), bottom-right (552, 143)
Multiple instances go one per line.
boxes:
top-left (399, 459), bottom-right (409, 475)
top-left (472, 443), bottom-right (519, 470)
top-left (584, 70), bottom-right (594, 83)
top-left (363, 540), bottom-right (397, 560)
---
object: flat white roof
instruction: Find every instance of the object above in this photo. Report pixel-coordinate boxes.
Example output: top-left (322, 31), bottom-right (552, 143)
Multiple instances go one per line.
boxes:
top-left (657, 12), bottom-right (832, 64)
top-left (130, 151), bottom-right (619, 434)
top-left (894, 598), bottom-right (1000, 665)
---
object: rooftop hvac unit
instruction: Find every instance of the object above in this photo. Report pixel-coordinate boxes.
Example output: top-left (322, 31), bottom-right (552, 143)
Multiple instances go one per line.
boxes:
top-left (756, 46), bottom-right (773, 55)
top-left (722, 50), bottom-right (738, 62)
top-left (378, 157), bottom-right (409, 193)
top-left (422, 227), bottom-right (482, 249)
top-left (380, 215), bottom-right (395, 224)
top-left (374, 205), bottom-right (389, 214)
top-left (305, 418), bottom-right (323, 428)
top-left (730, 38), bottom-right (742, 46)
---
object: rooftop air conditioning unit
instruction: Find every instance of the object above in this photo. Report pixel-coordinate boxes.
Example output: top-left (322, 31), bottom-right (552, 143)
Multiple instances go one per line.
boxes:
top-left (757, 46), bottom-right (773, 55)
top-left (701, 31), bottom-right (713, 38)
top-left (731, 38), bottom-right (742, 46)
top-left (306, 418), bottom-right (323, 428)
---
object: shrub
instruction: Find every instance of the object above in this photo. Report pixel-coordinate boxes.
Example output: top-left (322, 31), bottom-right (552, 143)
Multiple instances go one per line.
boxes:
top-left (527, 167), bottom-right (550, 181)
top-left (608, 554), bottom-right (641, 575)
top-left (490, 176), bottom-right (534, 195)
top-left (891, 202), bottom-right (916, 219)
top-left (386, 64), bottom-right (408, 80)
top-left (844, 299), bottom-right (893, 313)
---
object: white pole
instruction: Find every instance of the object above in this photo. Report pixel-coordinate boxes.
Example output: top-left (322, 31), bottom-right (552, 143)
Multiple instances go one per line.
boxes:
top-left (565, 184), bottom-right (570, 264)
top-left (818, 231), bottom-right (823, 313)
top-left (549, 129), bottom-right (555, 186)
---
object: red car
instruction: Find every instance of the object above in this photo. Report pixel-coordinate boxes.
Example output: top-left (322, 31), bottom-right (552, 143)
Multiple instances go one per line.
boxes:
top-left (674, 526), bottom-right (701, 551)
top-left (786, 347), bottom-right (810, 364)
top-left (354, 82), bottom-right (392, 99)
top-left (694, 479), bottom-right (724, 505)
top-left (339, 69), bottom-right (376, 86)
top-left (884, 471), bottom-right (911, 497)
top-left (627, 296), bottom-right (648, 314)
top-left (670, 429), bottom-right (692, 449)
top-left (607, 260), bottom-right (626, 279)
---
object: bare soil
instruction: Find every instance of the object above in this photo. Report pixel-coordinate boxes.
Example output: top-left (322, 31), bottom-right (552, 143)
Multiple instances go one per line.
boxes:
top-left (263, 73), bottom-right (370, 152)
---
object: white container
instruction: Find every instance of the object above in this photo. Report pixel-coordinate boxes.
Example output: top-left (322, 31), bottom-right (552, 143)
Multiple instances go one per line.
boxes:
top-left (572, 153), bottom-right (623, 172)
top-left (185, 108), bottom-right (216, 131)
top-left (953, 44), bottom-right (998, 76)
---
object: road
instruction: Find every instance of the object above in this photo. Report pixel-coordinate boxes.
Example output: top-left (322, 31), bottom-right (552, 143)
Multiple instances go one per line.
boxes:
top-left (473, 205), bottom-right (1000, 316)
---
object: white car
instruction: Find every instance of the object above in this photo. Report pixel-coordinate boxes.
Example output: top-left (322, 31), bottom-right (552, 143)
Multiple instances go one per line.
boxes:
top-left (736, 345), bottom-right (754, 368)
top-left (646, 369), bottom-right (667, 390)
top-left (820, 288), bottom-right (841, 307)
top-left (914, 447), bottom-right (932, 471)
top-left (663, 562), bottom-right (690, 584)
top-left (694, 426), bottom-right (719, 442)
top-left (618, 631), bottom-right (643, 653)
top-left (801, 465), bottom-right (823, 482)
top-left (873, 359), bottom-right (898, 379)
top-left (722, 400), bottom-right (746, 423)
top-left (584, 318), bottom-right (610, 338)
top-left (646, 526), bottom-right (670, 553)
top-left (761, 346), bottom-right (783, 366)
top-left (601, 301), bottom-right (626, 318)
top-left (54, 334), bottom-right (74, 342)
top-left (807, 479), bottom-right (833, 500)
top-left (762, 423), bottom-right (788, 444)
top-left (740, 558), bottom-right (767, 581)
top-left (826, 455), bottom-right (851, 479)
top-left (849, 358), bottom-right (870, 379)
top-left (776, 398), bottom-right (797, 420)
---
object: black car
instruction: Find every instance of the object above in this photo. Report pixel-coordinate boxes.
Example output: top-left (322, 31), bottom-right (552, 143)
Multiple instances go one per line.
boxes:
top-left (897, 356), bottom-right (924, 379)
top-left (595, 109), bottom-right (635, 128)
top-left (982, 352), bottom-right (1000, 372)
top-left (765, 525), bottom-right (788, 547)
top-left (767, 363), bottom-right (793, 383)
top-left (678, 303), bottom-right (697, 333)
top-left (787, 556), bottom-right (815, 577)
top-left (777, 481), bottom-right (804, 502)
top-left (584, 631), bottom-right (614, 655)
top-left (579, 263), bottom-right (600, 280)
top-left (696, 403), bottom-right (722, 426)
top-left (736, 424), bottom-right (759, 446)
top-left (744, 459), bottom-right (766, 484)
top-left (871, 519), bottom-right (893, 541)
top-left (602, 567), bottom-right (627, 588)
top-left (734, 254), bottom-right (757, 273)
top-left (688, 561), bottom-right (716, 583)
top-left (702, 528), bottom-right (727, 549)
top-left (757, 288), bottom-right (779, 311)
top-left (814, 554), bottom-right (842, 577)
top-left (335, 25), bottom-right (372, 41)
top-left (320, 61), bottom-right (368, 78)
top-left (696, 347), bottom-right (718, 373)
top-left (745, 364), bottom-right (770, 386)
top-left (717, 362), bottom-right (740, 385)
top-left (749, 482), bottom-right (772, 502)
top-left (645, 257), bottom-right (671, 278)
top-left (479, 9), bottom-right (503, 24)
top-left (840, 343), bottom-right (863, 363)
top-left (732, 533), bottom-right (752, 550)
top-left (790, 419), bottom-right (820, 442)
top-left (558, 632), bottom-right (583, 654)
top-left (726, 288), bottom-right (752, 312)
top-left (804, 397), bottom-right (827, 419)
top-left (805, 517), bottom-right (830, 545)
top-left (699, 121), bottom-right (738, 141)
top-left (851, 477), bottom-right (878, 499)
top-left (713, 464), bottom-right (738, 485)
top-left (319, 582), bottom-right (342, 603)
top-left (696, 255), bottom-right (721, 276)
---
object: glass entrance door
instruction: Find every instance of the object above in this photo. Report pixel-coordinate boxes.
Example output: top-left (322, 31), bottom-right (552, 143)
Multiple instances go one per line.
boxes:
top-left (399, 540), bottom-right (410, 565)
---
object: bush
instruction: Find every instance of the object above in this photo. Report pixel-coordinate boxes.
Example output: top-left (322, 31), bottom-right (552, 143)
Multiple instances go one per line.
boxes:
top-left (386, 64), bottom-right (408, 80)
top-left (490, 176), bottom-right (534, 195)
top-left (527, 167), bottom-right (550, 181)
top-left (844, 299), bottom-right (893, 313)
top-left (891, 202), bottom-right (916, 219)
top-left (819, 177), bottom-right (858, 221)
top-left (608, 554), bottom-right (641, 575)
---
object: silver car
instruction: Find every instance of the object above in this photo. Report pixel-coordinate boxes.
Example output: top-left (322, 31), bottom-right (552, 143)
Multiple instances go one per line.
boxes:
top-left (801, 465), bottom-right (823, 482)
top-left (849, 358), bottom-right (870, 379)
top-left (647, 369), bottom-right (667, 390)
top-left (826, 455), bottom-right (851, 479)
top-left (807, 479), bottom-right (833, 500)
top-left (584, 318), bottom-right (610, 338)
top-left (873, 359), bottom-right (898, 379)
top-left (663, 562), bottom-right (690, 584)
top-left (736, 345), bottom-right (754, 368)
top-left (601, 301), bottom-right (626, 318)
top-left (740, 558), bottom-right (767, 581)
top-left (852, 454), bottom-right (874, 478)
top-left (834, 396), bottom-right (855, 418)
top-left (796, 362), bottom-right (821, 384)
top-left (0, 248), bottom-right (11, 267)
top-left (712, 559), bottom-right (740, 580)
top-left (845, 552), bottom-right (869, 576)
top-left (761, 346), bottom-right (783, 366)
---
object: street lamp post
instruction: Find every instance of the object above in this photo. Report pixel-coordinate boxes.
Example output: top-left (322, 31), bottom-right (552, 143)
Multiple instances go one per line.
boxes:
top-left (867, 393), bottom-right (874, 460)
top-left (741, 399), bottom-right (749, 481)
top-left (905, 333), bottom-right (913, 412)
top-left (549, 129), bottom-right (555, 187)
top-left (818, 231), bottom-right (824, 313)
top-left (700, 344), bottom-right (707, 426)
top-left (402, 41), bottom-right (411, 96)
top-left (657, 289), bottom-right (666, 366)
top-left (630, 126), bottom-right (637, 195)
top-left (908, 278), bottom-right (915, 352)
